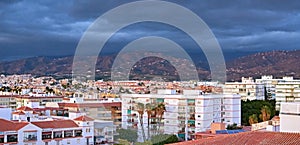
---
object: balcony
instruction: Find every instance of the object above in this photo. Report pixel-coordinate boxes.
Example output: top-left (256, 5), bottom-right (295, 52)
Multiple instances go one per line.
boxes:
top-left (75, 130), bottom-right (82, 137)
top-left (7, 134), bottom-right (17, 143)
top-left (53, 131), bottom-right (62, 139)
top-left (42, 132), bottom-right (52, 140)
top-left (64, 130), bottom-right (73, 138)
top-left (23, 132), bottom-right (37, 142)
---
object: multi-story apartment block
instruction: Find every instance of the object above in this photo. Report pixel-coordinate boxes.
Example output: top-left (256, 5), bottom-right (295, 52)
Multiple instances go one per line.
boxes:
top-left (15, 95), bottom-right (64, 108)
top-left (224, 77), bottom-right (265, 101)
top-left (121, 90), bottom-right (241, 141)
top-left (275, 81), bottom-right (300, 110)
top-left (256, 76), bottom-right (300, 100)
top-left (57, 101), bottom-right (122, 127)
top-left (0, 95), bottom-right (17, 109)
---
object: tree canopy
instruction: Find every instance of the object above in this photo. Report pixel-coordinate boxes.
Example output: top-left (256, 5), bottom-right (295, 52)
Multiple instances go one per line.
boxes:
top-left (114, 128), bottom-right (138, 143)
top-left (241, 100), bottom-right (276, 126)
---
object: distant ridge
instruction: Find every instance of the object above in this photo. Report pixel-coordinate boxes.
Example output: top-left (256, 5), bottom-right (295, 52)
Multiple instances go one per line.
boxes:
top-left (0, 50), bottom-right (299, 81)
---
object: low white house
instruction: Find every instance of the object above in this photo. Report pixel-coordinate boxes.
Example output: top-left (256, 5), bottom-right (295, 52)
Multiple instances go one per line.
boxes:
top-left (0, 117), bottom-right (93, 145)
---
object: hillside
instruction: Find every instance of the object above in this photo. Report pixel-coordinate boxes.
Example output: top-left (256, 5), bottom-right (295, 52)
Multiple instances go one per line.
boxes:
top-left (0, 50), bottom-right (299, 81)
top-left (226, 50), bottom-right (300, 81)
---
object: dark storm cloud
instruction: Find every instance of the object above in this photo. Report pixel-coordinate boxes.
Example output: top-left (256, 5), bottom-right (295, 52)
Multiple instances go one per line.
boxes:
top-left (0, 0), bottom-right (300, 60)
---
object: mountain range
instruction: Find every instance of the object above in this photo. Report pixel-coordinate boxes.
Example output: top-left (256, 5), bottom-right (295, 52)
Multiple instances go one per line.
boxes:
top-left (0, 50), bottom-right (299, 81)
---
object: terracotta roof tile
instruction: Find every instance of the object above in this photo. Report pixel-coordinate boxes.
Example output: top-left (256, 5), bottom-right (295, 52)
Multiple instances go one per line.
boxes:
top-left (73, 115), bottom-right (94, 121)
top-left (31, 120), bottom-right (79, 129)
top-left (170, 131), bottom-right (300, 145)
top-left (0, 118), bottom-right (28, 131)
top-left (16, 106), bottom-right (33, 111)
top-left (12, 111), bottom-right (25, 115)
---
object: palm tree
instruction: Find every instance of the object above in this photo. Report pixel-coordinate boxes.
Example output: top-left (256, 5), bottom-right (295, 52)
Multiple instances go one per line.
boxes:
top-left (249, 114), bottom-right (258, 125)
top-left (135, 102), bottom-right (146, 142)
top-left (145, 103), bottom-right (155, 140)
top-left (259, 105), bottom-right (271, 122)
top-left (155, 103), bottom-right (165, 135)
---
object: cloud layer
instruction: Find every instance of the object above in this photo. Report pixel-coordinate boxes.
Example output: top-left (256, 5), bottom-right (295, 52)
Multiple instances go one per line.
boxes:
top-left (0, 0), bottom-right (300, 61)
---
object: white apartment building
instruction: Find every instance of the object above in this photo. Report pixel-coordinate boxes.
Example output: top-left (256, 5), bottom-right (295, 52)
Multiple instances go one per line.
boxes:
top-left (224, 77), bottom-right (265, 101)
top-left (280, 102), bottom-right (300, 133)
top-left (256, 76), bottom-right (300, 100)
top-left (275, 82), bottom-right (300, 110)
top-left (121, 90), bottom-right (241, 141)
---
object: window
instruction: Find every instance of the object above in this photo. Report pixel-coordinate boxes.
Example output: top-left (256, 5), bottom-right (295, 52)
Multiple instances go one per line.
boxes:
top-left (86, 128), bottom-right (90, 133)
top-left (53, 131), bottom-right (62, 138)
top-left (75, 130), bottom-right (82, 137)
top-left (64, 130), bottom-right (73, 138)
top-left (24, 131), bottom-right (37, 142)
top-left (7, 134), bottom-right (17, 142)
top-left (42, 132), bottom-right (52, 140)
top-left (0, 135), bottom-right (4, 143)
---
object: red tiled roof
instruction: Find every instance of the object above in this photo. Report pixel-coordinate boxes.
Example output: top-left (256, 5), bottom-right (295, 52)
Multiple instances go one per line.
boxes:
top-left (170, 131), bottom-right (300, 145)
top-left (58, 102), bottom-right (121, 108)
top-left (0, 95), bottom-right (19, 98)
top-left (73, 115), bottom-right (94, 121)
top-left (16, 106), bottom-right (33, 111)
top-left (15, 95), bottom-right (64, 99)
top-left (31, 120), bottom-right (79, 129)
top-left (12, 111), bottom-right (26, 115)
top-left (0, 118), bottom-right (28, 131)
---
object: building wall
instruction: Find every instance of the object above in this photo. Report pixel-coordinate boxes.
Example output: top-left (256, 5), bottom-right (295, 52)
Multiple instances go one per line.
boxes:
top-left (275, 83), bottom-right (300, 110)
top-left (0, 107), bottom-right (11, 120)
top-left (280, 102), bottom-right (300, 133)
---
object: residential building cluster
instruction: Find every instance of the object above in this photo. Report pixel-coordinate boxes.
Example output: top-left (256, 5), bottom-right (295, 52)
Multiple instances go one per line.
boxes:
top-left (0, 74), bottom-right (300, 144)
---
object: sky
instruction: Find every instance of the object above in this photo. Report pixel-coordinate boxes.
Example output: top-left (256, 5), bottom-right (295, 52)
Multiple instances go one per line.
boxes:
top-left (0, 0), bottom-right (300, 61)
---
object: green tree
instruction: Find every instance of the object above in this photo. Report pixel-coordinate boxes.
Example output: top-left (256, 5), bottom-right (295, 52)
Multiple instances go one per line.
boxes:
top-left (114, 129), bottom-right (138, 143)
top-left (135, 141), bottom-right (152, 145)
top-left (151, 134), bottom-right (179, 145)
top-left (116, 139), bottom-right (131, 145)
top-left (241, 100), bottom-right (276, 125)
top-left (145, 103), bottom-right (155, 140)
top-left (154, 103), bottom-right (165, 134)
top-left (226, 123), bottom-right (242, 130)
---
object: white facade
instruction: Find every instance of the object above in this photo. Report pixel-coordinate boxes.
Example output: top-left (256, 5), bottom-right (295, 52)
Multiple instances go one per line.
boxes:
top-left (280, 102), bottom-right (300, 133)
top-left (224, 77), bottom-right (265, 101)
top-left (0, 119), bottom-right (90, 145)
top-left (275, 82), bottom-right (300, 110)
top-left (256, 76), bottom-right (300, 110)
top-left (121, 90), bottom-right (241, 141)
